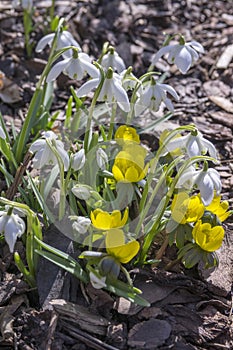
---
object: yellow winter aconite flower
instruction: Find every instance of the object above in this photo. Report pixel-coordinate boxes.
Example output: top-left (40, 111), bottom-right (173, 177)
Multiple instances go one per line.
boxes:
top-left (192, 220), bottom-right (224, 252)
top-left (205, 194), bottom-right (230, 222)
top-left (171, 192), bottom-right (205, 224)
top-left (105, 229), bottom-right (140, 263)
top-left (115, 125), bottom-right (140, 146)
top-left (90, 208), bottom-right (128, 230)
top-left (112, 146), bottom-right (149, 183)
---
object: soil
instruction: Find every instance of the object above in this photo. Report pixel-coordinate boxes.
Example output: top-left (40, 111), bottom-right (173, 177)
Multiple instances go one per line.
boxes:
top-left (0, 0), bottom-right (233, 349)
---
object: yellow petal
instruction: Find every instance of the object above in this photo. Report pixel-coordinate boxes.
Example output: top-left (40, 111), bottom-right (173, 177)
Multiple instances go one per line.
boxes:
top-left (110, 240), bottom-right (140, 263)
top-left (106, 229), bottom-right (125, 248)
top-left (112, 164), bottom-right (125, 181)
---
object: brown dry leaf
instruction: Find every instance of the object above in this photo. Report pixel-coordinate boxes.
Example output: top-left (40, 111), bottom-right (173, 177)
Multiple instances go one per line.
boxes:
top-left (216, 44), bottom-right (233, 69)
top-left (0, 71), bottom-right (22, 104)
top-left (208, 95), bottom-right (233, 113)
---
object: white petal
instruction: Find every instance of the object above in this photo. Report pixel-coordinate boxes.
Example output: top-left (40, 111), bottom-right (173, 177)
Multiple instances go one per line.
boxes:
top-left (175, 47), bottom-right (192, 74)
top-left (196, 172), bottom-right (214, 206)
top-left (160, 83), bottom-right (179, 101)
top-left (35, 34), bottom-right (54, 52)
top-left (29, 139), bottom-right (46, 153)
top-left (4, 215), bottom-right (25, 253)
top-left (209, 169), bottom-right (222, 194)
top-left (202, 138), bottom-right (217, 158)
top-left (167, 45), bottom-right (183, 64)
top-left (72, 216), bottom-right (91, 234)
top-left (96, 148), bottom-right (108, 170)
top-left (112, 80), bottom-right (130, 112)
top-left (113, 55), bottom-right (126, 73)
top-left (79, 56), bottom-right (99, 78)
top-left (163, 97), bottom-right (174, 112)
top-left (57, 146), bottom-right (70, 171)
top-left (76, 78), bottom-right (100, 97)
top-left (89, 271), bottom-right (106, 289)
top-left (72, 149), bottom-right (86, 171)
top-left (151, 45), bottom-right (174, 64)
top-left (187, 41), bottom-right (204, 53)
top-left (46, 58), bottom-right (71, 82)
top-left (187, 137), bottom-right (200, 157)
top-left (65, 58), bottom-right (85, 80)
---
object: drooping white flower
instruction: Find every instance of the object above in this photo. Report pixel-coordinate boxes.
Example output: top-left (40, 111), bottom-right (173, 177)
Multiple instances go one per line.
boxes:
top-left (46, 51), bottom-right (98, 82)
top-left (89, 271), bottom-right (106, 289)
top-left (72, 184), bottom-right (92, 200)
top-left (101, 48), bottom-right (126, 73)
top-left (35, 30), bottom-right (81, 58)
top-left (13, 0), bottom-right (33, 11)
top-left (71, 149), bottom-right (86, 171)
top-left (162, 131), bottom-right (217, 159)
top-left (71, 216), bottom-right (91, 234)
top-left (96, 148), bottom-right (108, 170)
top-left (176, 166), bottom-right (222, 206)
top-left (134, 78), bottom-right (179, 116)
top-left (194, 168), bottom-right (222, 206)
top-left (76, 68), bottom-right (130, 112)
top-left (29, 131), bottom-right (70, 171)
top-left (152, 40), bottom-right (204, 74)
top-left (0, 211), bottom-right (26, 252)
top-left (0, 126), bottom-right (6, 140)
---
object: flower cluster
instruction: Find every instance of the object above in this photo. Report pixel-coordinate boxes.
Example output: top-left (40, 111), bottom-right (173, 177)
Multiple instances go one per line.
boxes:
top-left (1, 19), bottom-right (231, 305)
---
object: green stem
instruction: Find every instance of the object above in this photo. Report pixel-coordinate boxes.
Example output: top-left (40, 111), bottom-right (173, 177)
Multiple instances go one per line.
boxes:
top-left (107, 103), bottom-right (117, 140)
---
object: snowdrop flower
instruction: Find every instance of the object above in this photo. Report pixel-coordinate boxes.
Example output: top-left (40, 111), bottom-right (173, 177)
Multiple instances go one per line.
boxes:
top-left (35, 30), bottom-right (81, 58)
top-left (29, 131), bottom-right (70, 171)
top-left (71, 216), bottom-right (91, 234)
top-left (13, 0), bottom-right (33, 11)
top-left (46, 50), bottom-right (99, 82)
top-left (176, 166), bottom-right (222, 206)
top-left (194, 168), bottom-right (222, 206)
top-left (0, 210), bottom-right (25, 253)
top-left (71, 149), bottom-right (86, 171)
top-left (162, 131), bottom-right (217, 159)
top-left (76, 68), bottom-right (130, 112)
top-left (89, 271), bottom-right (106, 289)
top-left (134, 77), bottom-right (179, 116)
top-left (0, 126), bottom-right (6, 140)
top-left (152, 39), bottom-right (204, 74)
top-left (96, 148), bottom-right (108, 170)
top-left (101, 47), bottom-right (126, 73)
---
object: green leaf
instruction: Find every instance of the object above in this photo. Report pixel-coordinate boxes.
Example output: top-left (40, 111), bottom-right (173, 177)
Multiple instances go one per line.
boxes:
top-left (105, 277), bottom-right (150, 307)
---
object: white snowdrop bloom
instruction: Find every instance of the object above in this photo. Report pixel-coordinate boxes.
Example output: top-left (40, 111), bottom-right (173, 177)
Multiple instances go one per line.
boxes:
top-left (101, 48), bottom-right (126, 73)
top-left (194, 168), bottom-right (222, 206)
top-left (96, 148), bottom-right (108, 170)
top-left (163, 131), bottom-right (217, 159)
top-left (89, 271), bottom-right (106, 289)
top-left (35, 30), bottom-right (81, 58)
top-left (72, 216), bottom-right (91, 234)
top-left (29, 131), bottom-right (70, 171)
top-left (71, 149), bottom-right (86, 171)
top-left (46, 51), bottom-right (98, 82)
top-left (134, 78), bottom-right (179, 116)
top-left (0, 126), bottom-right (6, 140)
top-left (72, 184), bottom-right (92, 201)
top-left (13, 0), bottom-right (33, 10)
top-left (76, 68), bottom-right (130, 112)
top-left (0, 211), bottom-right (26, 253)
top-left (152, 40), bottom-right (204, 74)
top-left (176, 166), bottom-right (222, 206)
